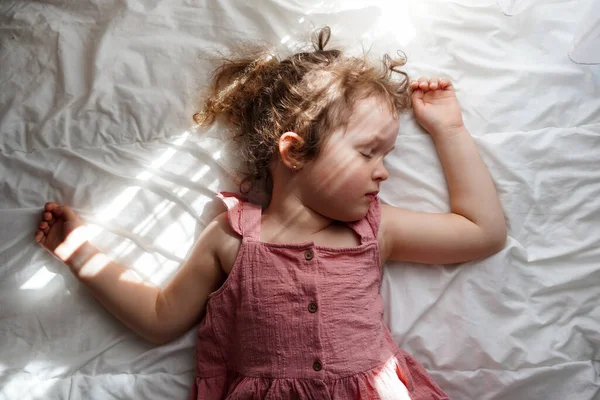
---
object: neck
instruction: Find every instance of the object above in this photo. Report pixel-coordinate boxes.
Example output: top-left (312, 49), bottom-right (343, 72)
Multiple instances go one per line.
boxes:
top-left (264, 169), bottom-right (332, 238)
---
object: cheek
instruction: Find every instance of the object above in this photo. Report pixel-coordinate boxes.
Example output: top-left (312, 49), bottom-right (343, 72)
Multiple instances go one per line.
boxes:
top-left (305, 143), bottom-right (367, 194)
top-left (312, 161), bottom-right (367, 195)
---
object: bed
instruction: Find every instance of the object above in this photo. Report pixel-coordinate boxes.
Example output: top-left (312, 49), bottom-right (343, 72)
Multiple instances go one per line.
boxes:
top-left (1, 0), bottom-right (599, 399)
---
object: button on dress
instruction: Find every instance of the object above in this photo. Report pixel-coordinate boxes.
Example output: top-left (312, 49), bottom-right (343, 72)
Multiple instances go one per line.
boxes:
top-left (191, 192), bottom-right (449, 400)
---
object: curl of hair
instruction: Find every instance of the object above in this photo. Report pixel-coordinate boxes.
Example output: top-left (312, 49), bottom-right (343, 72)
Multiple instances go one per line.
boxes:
top-left (194, 26), bottom-right (411, 196)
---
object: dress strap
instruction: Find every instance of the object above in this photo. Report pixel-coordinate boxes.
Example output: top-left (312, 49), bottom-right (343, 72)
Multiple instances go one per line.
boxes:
top-left (347, 196), bottom-right (382, 243)
top-left (216, 192), bottom-right (262, 241)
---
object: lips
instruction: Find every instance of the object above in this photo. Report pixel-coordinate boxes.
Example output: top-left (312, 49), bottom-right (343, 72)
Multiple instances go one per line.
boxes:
top-left (365, 191), bottom-right (379, 201)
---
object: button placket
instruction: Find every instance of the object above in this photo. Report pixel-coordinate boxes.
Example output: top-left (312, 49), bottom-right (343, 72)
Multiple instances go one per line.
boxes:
top-left (303, 247), bottom-right (322, 374)
top-left (305, 250), bottom-right (318, 313)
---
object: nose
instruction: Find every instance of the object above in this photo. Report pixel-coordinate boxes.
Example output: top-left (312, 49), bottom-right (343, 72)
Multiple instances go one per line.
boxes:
top-left (373, 161), bottom-right (389, 182)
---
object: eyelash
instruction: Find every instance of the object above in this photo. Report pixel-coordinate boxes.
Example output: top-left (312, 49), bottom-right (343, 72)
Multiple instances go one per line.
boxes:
top-left (360, 152), bottom-right (372, 159)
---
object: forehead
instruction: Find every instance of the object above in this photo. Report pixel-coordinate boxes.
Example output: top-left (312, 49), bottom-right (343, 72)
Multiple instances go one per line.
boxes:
top-left (343, 96), bottom-right (399, 144)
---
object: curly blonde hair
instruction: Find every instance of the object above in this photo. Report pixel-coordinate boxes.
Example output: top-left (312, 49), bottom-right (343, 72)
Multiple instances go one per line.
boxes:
top-left (194, 26), bottom-right (411, 196)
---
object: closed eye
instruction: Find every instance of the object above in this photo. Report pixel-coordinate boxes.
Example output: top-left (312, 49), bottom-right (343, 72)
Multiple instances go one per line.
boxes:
top-left (360, 152), bottom-right (372, 159)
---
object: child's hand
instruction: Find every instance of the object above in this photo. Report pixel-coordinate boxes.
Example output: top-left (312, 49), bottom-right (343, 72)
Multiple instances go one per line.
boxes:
top-left (410, 78), bottom-right (464, 136)
top-left (35, 203), bottom-right (86, 260)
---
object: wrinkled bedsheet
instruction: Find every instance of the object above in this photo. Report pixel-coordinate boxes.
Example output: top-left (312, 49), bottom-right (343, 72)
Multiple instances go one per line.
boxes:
top-left (1, 0), bottom-right (599, 399)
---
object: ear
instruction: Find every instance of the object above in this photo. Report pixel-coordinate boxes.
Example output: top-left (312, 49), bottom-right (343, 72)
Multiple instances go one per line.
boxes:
top-left (278, 132), bottom-right (305, 171)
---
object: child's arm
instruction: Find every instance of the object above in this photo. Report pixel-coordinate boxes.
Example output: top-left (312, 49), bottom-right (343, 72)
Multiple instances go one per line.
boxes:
top-left (380, 77), bottom-right (506, 265)
top-left (35, 203), bottom-right (226, 344)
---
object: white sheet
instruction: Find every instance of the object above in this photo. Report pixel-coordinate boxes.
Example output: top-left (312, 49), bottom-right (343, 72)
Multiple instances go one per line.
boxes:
top-left (1, 0), bottom-right (599, 399)
top-left (498, 0), bottom-right (600, 65)
top-left (569, 0), bottom-right (600, 64)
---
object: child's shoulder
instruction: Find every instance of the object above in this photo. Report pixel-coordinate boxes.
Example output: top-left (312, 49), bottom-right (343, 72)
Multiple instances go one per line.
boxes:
top-left (209, 211), bottom-right (242, 274)
top-left (211, 210), bottom-right (242, 241)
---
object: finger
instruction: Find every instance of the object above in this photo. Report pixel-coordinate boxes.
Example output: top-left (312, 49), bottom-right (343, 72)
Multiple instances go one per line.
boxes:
top-left (39, 221), bottom-right (50, 235)
top-left (35, 231), bottom-right (44, 243)
top-left (44, 211), bottom-right (57, 226)
top-left (411, 89), bottom-right (425, 106)
top-left (417, 77), bottom-right (429, 92)
top-left (39, 221), bottom-right (50, 234)
top-left (411, 87), bottom-right (424, 98)
top-left (429, 78), bottom-right (439, 90)
top-left (52, 206), bottom-right (65, 218)
top-left (439, 78), bottom-right (453, 89)
top-left (45, 202), bottom-right (59, 212)
top-left (410, 80), bottom-right (419, 90)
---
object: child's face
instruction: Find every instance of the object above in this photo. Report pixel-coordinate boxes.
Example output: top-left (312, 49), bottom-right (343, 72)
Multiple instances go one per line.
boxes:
top-left (299, 95), bottom-right (399, 222)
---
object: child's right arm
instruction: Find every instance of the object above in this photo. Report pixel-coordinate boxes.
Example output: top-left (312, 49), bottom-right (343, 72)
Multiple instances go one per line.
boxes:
top-left (35, 203), bottom-right (227, 345)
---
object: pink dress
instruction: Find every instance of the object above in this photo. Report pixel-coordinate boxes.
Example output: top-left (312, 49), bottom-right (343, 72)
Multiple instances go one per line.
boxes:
top-left (191, 192), bottom-right (449, 400)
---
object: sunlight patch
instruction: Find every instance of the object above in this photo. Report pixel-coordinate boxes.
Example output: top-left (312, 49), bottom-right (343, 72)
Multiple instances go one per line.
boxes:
top-left (148, 259), bottom-right (180, 286)
top-left (20, 265), bottom-right (56, 290)
top-left (373, 356), bottom-right (411, 400)
top-left (192, 165), bottom-right (210, 182)
top-left (112, 240), bottom-right (136, 259)
top-left (54, 226), bottom-right (91, 261)
top-left (192, 195), bottom-right (211, 215)
top-left (132, 199), bottom-right (173, 237)
top-left (1, 373), bottom-right (57, 399)
top-left (361, 0), bottom-right (417, 46)
top-left (154, 212), bottom-right (196, 259)
top-left (132, 252), bottom-right (160, 278)
top-left (93, 131), bottom-right (190, 231)
top-left (95, 186), bottom-right (142, 225)
top-left (78, 253), bottom-right (111, 278)
top-left (208, 179), bottom-right (220, 192)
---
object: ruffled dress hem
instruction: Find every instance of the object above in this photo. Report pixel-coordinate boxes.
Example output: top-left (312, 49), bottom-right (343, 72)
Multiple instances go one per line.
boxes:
top-left (191, 349), bottom-right (449, 400)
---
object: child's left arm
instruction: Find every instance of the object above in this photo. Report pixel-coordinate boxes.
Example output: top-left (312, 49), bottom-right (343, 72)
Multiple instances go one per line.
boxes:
top-left (380, 77), bottom-right (506, 265)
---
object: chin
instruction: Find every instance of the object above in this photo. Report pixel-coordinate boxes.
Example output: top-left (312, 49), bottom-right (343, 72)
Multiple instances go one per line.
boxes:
top-left (334, 205), bottom-right (369, 222)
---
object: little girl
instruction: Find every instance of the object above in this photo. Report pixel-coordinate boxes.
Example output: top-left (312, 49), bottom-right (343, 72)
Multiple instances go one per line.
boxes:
top-left (35, 27), bottom-right (506, 399)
